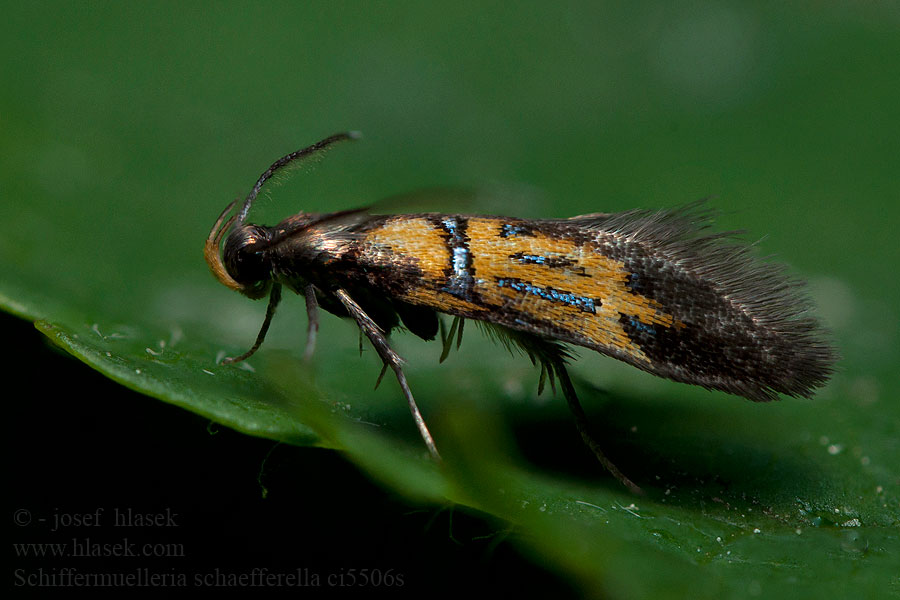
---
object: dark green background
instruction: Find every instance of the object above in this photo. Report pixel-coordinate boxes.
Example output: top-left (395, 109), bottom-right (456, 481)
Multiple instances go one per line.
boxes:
top-left (3, 3), bottom-right (898, 597)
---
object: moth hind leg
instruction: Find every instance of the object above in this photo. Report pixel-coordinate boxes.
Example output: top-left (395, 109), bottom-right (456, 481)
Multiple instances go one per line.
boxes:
top-left (482, 324), bottom-right (641, 493)
top-left (551, 358), bottom-right (642, 494)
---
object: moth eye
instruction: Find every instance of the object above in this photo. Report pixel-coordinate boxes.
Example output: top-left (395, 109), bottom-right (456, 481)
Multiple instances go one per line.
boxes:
top-left (223, 225), bottom-right (271, 287)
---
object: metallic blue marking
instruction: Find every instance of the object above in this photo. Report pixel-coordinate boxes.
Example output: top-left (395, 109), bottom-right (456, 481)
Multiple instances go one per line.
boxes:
top-left (510, 252), bottom-right (577, 270)
top-left (452, 247), bottom-right (468, 276)
top-left (629, 318), bottom-right (656, 335)
top-left (442, 217), bottom-right (458, 235)
top-left (440, 217), bottom-right (475, 300)
top-left (627, 272), bottom-right (641, 292)
top-left (518, 254), bottom-right (548, 265)
top-left (497, 278), bottom-right (597, 314)
top-left (500, 223), bottom-right (530, 238)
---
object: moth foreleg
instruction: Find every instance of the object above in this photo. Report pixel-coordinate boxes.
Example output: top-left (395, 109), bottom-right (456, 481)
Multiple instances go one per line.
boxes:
top-left (333, 288), bottom-right (441, 461)
top-left (223, 283), bottom-right (283, 364)
top-left (302, 284), bottom-right (319, 361)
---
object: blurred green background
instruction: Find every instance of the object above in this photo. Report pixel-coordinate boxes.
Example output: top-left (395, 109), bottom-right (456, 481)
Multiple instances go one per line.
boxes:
top-left (3, 2), bottom-right (898, 597)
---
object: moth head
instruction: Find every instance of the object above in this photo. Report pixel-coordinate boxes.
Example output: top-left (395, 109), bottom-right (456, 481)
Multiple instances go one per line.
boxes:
top-left (204, 132), bottom-right (360, 299)
top-left (205, 200), bottom-right (272, 299)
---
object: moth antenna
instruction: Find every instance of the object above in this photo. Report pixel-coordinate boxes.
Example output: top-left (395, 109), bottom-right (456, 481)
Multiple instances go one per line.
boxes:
top-left (236, 131), bottom-right (362, 226)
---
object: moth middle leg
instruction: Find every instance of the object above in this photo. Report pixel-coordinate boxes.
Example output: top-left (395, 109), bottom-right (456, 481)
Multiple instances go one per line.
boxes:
top-left (302, 283), bottom-right (319, 361)
top-left (333, 288), bottom-right (441, 461)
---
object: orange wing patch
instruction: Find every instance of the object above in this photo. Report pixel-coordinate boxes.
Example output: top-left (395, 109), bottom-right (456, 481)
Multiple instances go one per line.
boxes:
top-left (466, 218), bottom-right (682, 363)
top-left (362, 216), bottom-right (683, 361)
top-left (364, 217), bottom-right (488, 314)
top-left (366, 217), bottom-right (449, 280)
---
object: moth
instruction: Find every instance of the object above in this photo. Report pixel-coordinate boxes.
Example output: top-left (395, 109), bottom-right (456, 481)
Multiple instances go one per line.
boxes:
top-left (205, 132), bottom-right (836, 492)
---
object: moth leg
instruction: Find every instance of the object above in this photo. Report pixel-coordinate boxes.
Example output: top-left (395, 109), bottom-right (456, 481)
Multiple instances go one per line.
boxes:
top-left (478, 323), bottom-right (641, 492)
top-left (374, 363), bottom-right (389, 390)
top-left (333, 288), bottom-right (441, 461)
top-left (302, 284), bottom-right (319, 361)
top-left (439, 316), bottom-right (460, 363)
top-left (223, 284), bottom-right (282, 364)
top-left (553, 359), bottom-right (642, 494)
